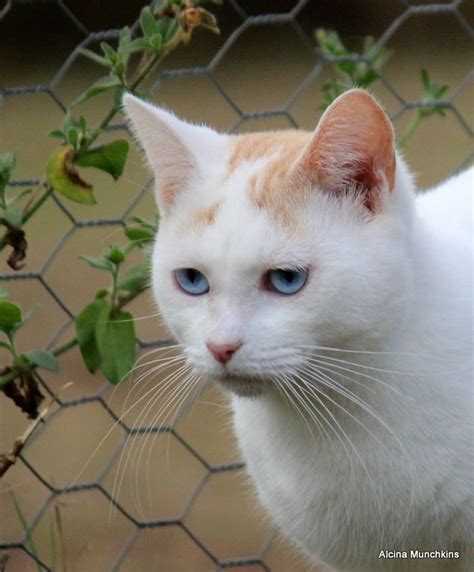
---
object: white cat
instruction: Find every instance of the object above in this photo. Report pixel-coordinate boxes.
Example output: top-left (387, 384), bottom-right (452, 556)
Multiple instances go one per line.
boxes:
top-left (123, 89), bottom-right (473, 572)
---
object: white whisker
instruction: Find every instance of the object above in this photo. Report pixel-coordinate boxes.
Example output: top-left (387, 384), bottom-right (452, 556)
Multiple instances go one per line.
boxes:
top-left (132, 368), bottom-right (196, 519)
top-left (109, 362), bottom-right (190, 522)
top-left (304, 355), bottom-right (403, 395)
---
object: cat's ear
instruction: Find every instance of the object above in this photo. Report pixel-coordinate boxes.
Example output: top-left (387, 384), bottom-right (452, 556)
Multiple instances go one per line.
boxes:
top-left (122, 93), bottom-right (219, 212)
top-left (292, 89), bottom-right (396, 212)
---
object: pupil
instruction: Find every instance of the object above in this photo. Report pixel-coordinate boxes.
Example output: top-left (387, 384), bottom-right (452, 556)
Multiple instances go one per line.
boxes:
top-left (282, 270), bottom-right (294, 283)
top-left (188, 269), bottom-right (197, 283)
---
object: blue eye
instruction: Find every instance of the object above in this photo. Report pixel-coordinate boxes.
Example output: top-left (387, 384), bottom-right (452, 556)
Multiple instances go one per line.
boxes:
top-left (265, 268), bottom-right (308, 295)
top-left (175, 268), bottom-right (209, 295)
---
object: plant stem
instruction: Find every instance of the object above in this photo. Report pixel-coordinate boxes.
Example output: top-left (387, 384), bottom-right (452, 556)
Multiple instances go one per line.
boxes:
top-left (7, 332), bottom-right (18, 359)
top-left (83, 105), bottom-right (120, 152)
top-left (130, 52), bottom-right (161, 91)
top-left (398, 111), bottom-right (422, 151)
top-left (52, 337), bottom-right (78, 358)
top-left (1, 49), bottom-right (162, 243)
top-left (0, 185), bottom-right (53, 251)
top-left (0, 369), bottom-right (17, 390)
top-left (0, 286), bottom-right (147, 390)
top-left (110, 267), bottom-right (119, 307)
top-left (23, 185), bottom-right (54, 225)
top-left (10, 492), bottom-right (42, 572)
top-left (82, 52), bottom-right (162, 154)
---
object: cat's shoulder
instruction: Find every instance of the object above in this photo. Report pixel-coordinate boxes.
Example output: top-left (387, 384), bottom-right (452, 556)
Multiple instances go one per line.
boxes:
top-left (415, 166), bottom-right (473, 236)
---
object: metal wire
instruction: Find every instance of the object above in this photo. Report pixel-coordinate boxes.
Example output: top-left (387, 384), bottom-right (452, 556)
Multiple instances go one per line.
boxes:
top-left (0, 1), bottom-right (472, 570)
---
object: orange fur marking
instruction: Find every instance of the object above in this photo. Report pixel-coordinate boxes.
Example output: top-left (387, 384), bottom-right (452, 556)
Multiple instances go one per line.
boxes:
top-left (225, 91), bottom-right (396, 219)
top-left (189, 202), bottom-right (220, 227)
top-left (226, 131), bottom-right (310, 179)
top-left (226, 131), bottom-right (312, 225)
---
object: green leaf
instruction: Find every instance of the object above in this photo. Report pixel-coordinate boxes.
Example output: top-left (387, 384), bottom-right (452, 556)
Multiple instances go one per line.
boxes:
top-left (48, 129), bottom-right (66, 140)
top-left (0, 300), bottom-right (22, 327)
top-left (363, 35), bottom-right (375, 54)
top-left (118, 26), bottom-right (134, 66)
top-left (118, 264), bottom-right (150, 294)
top-left (316, 28), bottom-right (347, 57)
top-left (96, 309), bottom-right (136, 384)
top-left (25, 350), bottom-right (59, 372)
top-left (105, 245), bottom-right (125, 265)
top-left (113, 87), bottom-right (126, 108)
top-left (100, 42), bottom-right (117, 62)
top-left (80, 255), bottom-right (116, 273)
top-left (61, 113), bottom-right (75, 134)
top-left (129, 216), bottom-right (158, 230)
top-left (0, 287), bottom-right (8, 299)
top-left (127, 37), bottom-right (150, 53)
top-left (125, 226), bottom-right (154, 246)
top-left (113, 57), bottom-right (125, 78)
top-left (4, 206), bottom-right (23, 227)
top-left (0, 340), bottom-right (12, 351)
top-left (79, 116), bottom-right (87, 134)
top-left (75, 140), bottom-right (129, 181)
top-left (8, 188), bottom-right (32, 207)
top-left (13, 354), bottom-right (30, 369)
top-left (119, 26), bottom-right (132, 49)
top-left (67, 127), bottom-right (78, 148)
top-left (71, 75), bottom-right (121, 108)
top-left (434, 84), bottom-right (448, 100)
top-left (149, 33), bottom-right (163, 52)
top-left (421, 69), bottom-right (430, 92)
top-left (46, 146), bottom-right (96, 205)
top-left (78, 48), bottom-right (111, 68)
top-left (0, 152), bottom-right (16, 182)
top-left (0, 152), bottom-right (16, 202)
top-left (76, 298), bottom-right (108, 373)
top-left (140, 6), bottom-right (158, 38)
top-left (162, 18), bottom-right (180, 44)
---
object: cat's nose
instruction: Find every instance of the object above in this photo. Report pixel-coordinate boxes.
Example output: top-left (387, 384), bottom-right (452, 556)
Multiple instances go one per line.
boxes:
top-left (206, 341), bottom-right (242, 365)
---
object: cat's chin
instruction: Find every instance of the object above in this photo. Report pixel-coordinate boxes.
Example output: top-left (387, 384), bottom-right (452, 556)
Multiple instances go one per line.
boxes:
top-left (215, 373), bottom-right (268, 397)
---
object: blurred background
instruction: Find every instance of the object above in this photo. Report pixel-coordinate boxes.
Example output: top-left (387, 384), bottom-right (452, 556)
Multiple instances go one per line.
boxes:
top-left (0, 1), bottom-right (472, 571)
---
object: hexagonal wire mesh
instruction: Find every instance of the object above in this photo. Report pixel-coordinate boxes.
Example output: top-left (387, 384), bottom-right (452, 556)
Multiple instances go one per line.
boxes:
top-left (0, 0), bottom-right (472, 570)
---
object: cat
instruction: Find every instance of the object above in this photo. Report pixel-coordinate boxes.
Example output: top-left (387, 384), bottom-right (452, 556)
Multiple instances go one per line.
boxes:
top-left (123, 89), bottom-right (473, 572)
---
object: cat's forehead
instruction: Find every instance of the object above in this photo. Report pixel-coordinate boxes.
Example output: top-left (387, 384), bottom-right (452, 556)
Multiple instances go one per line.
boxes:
top-left (225, 131), bottom-right (311, 214)
top-left (184, 130), bottom-right (312, 230)
top-left (225, 130), bottom-right (310, 177)
top-left (160, 130), bottom-right (322, 267)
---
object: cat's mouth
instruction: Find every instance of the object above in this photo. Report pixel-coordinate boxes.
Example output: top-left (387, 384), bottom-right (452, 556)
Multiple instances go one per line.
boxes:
top-left (216, 372), bottom-right (268, 397)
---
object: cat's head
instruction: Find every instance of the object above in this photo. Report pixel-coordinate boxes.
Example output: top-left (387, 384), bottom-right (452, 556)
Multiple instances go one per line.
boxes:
top-left (123, 89), bottom-right (415, 396)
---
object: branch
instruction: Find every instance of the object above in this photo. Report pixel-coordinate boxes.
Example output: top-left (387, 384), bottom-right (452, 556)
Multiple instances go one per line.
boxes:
top-left (0, 382), bottom-right (73, 478)
top-left (0, 184), bottom-right (53, 252)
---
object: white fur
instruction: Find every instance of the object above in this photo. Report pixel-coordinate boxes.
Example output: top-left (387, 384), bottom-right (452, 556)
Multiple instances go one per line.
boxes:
top-left (123, 92), bottom-right (473, 572)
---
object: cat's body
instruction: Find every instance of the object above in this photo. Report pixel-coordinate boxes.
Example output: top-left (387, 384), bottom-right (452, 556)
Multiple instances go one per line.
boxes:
top-left (123, 90), bottom-right (473, 571)
top-left (233, 167), bottom-right (473, 572)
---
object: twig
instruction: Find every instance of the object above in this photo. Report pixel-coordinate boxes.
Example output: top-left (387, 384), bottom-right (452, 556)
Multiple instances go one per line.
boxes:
top-left (0, 382), bottom-right (73, 478)
top-left (54, 501), bottom-right (68, 572)
top-left (0, 554), bottom-right (9, 572)
top-left (0, 184), bottom-right (53, 252)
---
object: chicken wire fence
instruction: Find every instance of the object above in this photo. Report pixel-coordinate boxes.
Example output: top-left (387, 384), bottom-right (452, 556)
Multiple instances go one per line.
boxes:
top-left (0, 0), bottom-right (472, 570)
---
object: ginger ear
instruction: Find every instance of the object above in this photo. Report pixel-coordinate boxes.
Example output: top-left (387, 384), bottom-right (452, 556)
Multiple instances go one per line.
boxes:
top-left (292, 89), bottom-right (396, 212)
top-left (122, 93), bottom-right (221, 213)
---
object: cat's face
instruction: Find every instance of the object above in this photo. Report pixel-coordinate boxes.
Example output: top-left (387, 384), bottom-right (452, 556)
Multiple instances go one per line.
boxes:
top-left (124, 90), bottom-right (413, 396)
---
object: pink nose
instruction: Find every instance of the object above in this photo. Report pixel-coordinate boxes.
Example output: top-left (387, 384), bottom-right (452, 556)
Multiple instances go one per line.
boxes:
top-left (206, 341), bottom-right (242, 365)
